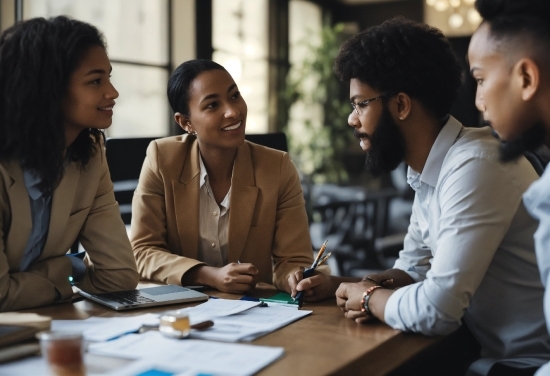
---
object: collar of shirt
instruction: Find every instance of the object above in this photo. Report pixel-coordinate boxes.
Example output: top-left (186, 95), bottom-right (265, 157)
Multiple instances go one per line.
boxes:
top-left (406, 116), bottom-right (463, 191)
top-left (198, 153), bottom-right (231, 213)
top-left (23, 169), bottom-right (46, 200)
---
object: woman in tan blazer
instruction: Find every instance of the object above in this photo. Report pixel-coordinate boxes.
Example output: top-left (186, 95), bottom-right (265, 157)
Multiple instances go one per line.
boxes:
top-left (131, 60), bottom-right (327, 295)
top-left (0, 17), bottom-right (139, 311)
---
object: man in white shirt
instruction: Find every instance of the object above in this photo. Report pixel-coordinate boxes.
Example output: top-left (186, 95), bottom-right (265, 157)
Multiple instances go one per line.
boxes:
top-left (467, 1), bottom-right (550, 375)
top-left (315, 17), bottom-right (549, 375)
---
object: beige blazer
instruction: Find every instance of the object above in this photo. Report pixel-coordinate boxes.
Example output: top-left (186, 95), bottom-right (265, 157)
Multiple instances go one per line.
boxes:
top-left (0, 142), bottom-right (139, 311)
top-left (131, 135), bottom-right (316, 291)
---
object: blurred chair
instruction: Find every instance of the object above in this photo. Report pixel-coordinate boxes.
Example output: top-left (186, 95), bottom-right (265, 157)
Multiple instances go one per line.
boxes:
top-left (105, 137), bottom-right (158, 224)
top-left (372, 163), bottom-right (414, 270)
top-left (309, 163), bottom-right (414, 276)
top-left (245, 132), bottom-right (288, 152)
top-left (524, 145), bottom-right (550, 177)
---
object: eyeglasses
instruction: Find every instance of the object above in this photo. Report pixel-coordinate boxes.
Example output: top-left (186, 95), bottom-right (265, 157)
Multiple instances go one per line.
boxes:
top-left (351, 93), bottom-right (395, 116)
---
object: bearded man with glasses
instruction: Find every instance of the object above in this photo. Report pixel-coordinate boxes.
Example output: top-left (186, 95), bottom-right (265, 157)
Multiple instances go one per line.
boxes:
top-left (291, 17), bottom-right (549, 376)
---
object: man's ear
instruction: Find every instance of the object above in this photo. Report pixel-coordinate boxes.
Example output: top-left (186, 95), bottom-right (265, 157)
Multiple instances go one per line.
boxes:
top-left (174, 112), bottom-right (191, 133)
top-left (516, 58), bottom-right (540, 101)
top-left (394, 92), bottom-right (412, 121)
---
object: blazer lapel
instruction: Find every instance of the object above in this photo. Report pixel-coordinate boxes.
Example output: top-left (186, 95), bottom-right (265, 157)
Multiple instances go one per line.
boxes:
top-left (40, 162), bottom-right (79, 259)
top-left (227, 142), bottom-right (258, 263)
top-left (173, 139), bottom-right (200, 260)
top-left (4, 162), bottom-right (32, 267)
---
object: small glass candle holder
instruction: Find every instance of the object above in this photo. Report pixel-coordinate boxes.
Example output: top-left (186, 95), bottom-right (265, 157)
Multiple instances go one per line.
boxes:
top-left (159, 311), bottom-right (190, 339)
top-left (37, 331), bottom-right (85, 376)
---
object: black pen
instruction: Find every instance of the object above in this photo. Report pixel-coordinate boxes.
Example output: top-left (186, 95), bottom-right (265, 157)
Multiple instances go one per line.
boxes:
top-left (293, 240), bottom-right (329, 308)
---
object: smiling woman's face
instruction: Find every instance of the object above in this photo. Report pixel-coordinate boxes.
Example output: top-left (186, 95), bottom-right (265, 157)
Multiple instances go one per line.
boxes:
top-left (186, 69), bottom-right (247, 152)
top-left (62, 45), bottom-right (118, 145)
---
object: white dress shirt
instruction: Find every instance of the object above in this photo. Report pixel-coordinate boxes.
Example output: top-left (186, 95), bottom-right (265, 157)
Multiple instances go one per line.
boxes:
top-left (385, 116), bottom-right (550, 371)
top-left (524, 165), bottom-right (550, 376)
top-left (197, 154), bottom-right (231, 267)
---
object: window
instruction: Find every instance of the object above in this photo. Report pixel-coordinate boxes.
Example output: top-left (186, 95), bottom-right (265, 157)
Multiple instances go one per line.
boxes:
top-left (212, 0), bottom-right (269, 134)
top-left (23, 0), bottom-right (171, 137)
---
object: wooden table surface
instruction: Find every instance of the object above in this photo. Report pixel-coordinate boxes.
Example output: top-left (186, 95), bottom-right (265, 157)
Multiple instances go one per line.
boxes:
top-left (18, 285), bottom-right (443, 376)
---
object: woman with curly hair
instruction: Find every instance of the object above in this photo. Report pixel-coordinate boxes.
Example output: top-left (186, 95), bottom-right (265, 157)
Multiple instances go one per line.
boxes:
top-left (0, 16), bottom-right (138, 311)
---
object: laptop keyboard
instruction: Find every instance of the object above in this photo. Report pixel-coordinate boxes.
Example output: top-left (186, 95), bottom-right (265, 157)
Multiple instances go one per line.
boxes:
top-left (100, 290), bottom-right (156, 305)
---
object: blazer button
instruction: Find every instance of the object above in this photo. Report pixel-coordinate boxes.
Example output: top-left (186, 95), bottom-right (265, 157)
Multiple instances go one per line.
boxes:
top-left (211, 243), bottom-right (216, 248)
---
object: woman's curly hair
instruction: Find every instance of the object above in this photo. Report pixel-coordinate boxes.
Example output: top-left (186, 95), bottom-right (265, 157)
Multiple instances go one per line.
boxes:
top-left (334, 17), bottom-right (463, 120)
top-left (0, 16), bottom-right (106, 195)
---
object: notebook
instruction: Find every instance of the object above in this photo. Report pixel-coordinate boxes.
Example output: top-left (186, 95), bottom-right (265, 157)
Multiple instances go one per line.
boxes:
top-left (0, 325), bottom-right (39, 348)
top-left (78, 285), bottom-right (209, 311)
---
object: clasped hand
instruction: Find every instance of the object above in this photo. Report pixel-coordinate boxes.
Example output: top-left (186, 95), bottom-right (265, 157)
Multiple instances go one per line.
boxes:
top-left (336, 281), bottom-right (377, 324)
top-left (210, 262), bottom-right (258, 293)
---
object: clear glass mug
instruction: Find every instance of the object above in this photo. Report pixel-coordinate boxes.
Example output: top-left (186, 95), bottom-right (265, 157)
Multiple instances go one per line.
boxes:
top-left (37, 331), bottom-right (85, 376)
top-left (159, 311), bottom-right (190, 339)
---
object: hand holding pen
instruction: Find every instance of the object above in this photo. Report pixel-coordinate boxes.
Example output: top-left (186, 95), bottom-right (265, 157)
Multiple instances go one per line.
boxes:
top-left (293, 240), bottom-right (332, 308)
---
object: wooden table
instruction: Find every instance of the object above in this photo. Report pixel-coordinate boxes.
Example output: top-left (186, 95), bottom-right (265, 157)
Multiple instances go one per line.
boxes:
top-left (13, 283), bottom-right (445, 376)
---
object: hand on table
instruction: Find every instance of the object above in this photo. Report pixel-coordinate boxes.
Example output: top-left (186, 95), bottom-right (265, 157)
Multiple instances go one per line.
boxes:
top-left (336, 281), bottom-right (378, 324)
top-left (201, 263), bottom-right (259, 294)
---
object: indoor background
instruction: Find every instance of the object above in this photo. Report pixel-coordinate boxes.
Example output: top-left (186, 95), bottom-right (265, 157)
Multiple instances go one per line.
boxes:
top-left (0, 0), bottom-right (483, 276)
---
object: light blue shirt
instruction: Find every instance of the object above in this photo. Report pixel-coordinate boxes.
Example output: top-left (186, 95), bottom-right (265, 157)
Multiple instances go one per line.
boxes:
top-left (384, 116), bottom-right (550, 371)
top-left (525, 165), bottom-right (550, 376)
top-left (20, 169), bottom-right (86, 282)
top-left (19, 170), bottom-right (52, 271)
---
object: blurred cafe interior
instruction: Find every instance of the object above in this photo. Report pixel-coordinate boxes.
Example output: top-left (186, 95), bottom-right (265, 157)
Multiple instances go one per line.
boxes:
top-left (0, 0), bottom-right (488, 277)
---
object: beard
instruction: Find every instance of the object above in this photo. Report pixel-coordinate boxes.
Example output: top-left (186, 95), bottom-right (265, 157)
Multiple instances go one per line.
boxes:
top-left (354, 104), bottom-right (407, 177)
top-left (497, 122), bottom-right (547, 162)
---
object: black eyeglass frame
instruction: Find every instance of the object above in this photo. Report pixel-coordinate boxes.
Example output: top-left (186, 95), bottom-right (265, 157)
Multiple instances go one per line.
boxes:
top-left (351, 92), bottom-right (396, 115)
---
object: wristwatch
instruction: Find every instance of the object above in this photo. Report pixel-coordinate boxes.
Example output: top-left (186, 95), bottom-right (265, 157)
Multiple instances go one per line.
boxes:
top-left (361, 285), bottom-right (382, 317)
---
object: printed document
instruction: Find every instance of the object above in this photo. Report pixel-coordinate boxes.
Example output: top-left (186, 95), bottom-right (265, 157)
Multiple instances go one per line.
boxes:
top-left (88, 331), bottom-right (284, 375)
top-left (190, 305), bottom-right (312, 342)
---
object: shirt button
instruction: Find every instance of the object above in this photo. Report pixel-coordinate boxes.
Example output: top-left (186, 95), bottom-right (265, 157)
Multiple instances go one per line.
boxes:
top-left (211, 243), bottom-right (216, 248)
top-left (213, 211), bottom-right (218, 216)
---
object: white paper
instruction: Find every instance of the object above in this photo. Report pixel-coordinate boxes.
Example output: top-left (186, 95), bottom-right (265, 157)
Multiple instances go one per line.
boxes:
top-left (89, 331), bottom-right (284, 376)
top-left (174, 298), bottom-right (260, 325)
top-left (0, 353), bottom-right (133, 376)
top-left (51, 314), bottom-right (159, 342)
top-left (191, 305), bottom-right (312, 342)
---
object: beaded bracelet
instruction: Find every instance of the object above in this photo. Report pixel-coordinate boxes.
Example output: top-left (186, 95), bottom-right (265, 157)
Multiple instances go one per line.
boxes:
top-left (360, 285), bottom-right (383, 317)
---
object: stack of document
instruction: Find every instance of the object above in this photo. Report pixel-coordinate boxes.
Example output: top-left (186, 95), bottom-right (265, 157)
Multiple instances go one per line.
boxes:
top-left (0, 332), bottom-right (284, 376)
top-left (0, 299), bottom-right (310, 375)
top-left (178, 298), bottom-right (312, 342)
top-left (50, 299), bottom-right (311, 343)
top-left (88, 331), bottom-right (284, 375)
top-left (51, 314), bottom-right (159, 342)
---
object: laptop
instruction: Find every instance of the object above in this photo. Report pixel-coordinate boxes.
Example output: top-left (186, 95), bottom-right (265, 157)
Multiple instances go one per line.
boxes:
top-left (78, 285), bottom-right (209, 311)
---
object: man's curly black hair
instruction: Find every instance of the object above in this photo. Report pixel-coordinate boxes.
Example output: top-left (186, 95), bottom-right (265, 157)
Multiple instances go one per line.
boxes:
top-left (334, 17), bottom-right (463, 120)
top-left (475, 0), bottom-right (549, 65)
top-left (0, 16), bottom-right (106, 195)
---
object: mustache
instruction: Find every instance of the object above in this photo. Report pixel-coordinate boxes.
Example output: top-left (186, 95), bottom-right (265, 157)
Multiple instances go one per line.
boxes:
top-left (353, 129), bottom-right (369, 139)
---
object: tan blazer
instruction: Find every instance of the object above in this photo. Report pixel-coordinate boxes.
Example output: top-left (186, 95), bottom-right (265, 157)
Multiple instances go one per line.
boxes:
top-left (0, 142), bottom-right (139, 311)
top-left (131, 135), bottom-right (316, 291)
